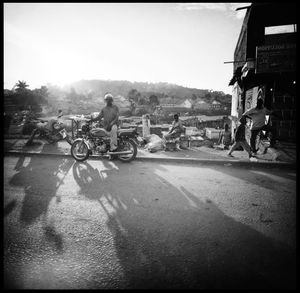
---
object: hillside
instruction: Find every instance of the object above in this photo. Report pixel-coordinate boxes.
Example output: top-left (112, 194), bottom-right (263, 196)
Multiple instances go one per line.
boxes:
top-left (42, 79), bottom-right (231, 116)
top-left (63, 79), bottom-right (231, 103)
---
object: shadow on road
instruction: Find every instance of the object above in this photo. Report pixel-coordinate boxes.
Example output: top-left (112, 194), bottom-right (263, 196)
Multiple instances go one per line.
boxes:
top-left (72, 160), bottom-right (296, 289)
top-left (216, 164), bottom-right (296, 191)
top-left (8, 144), bottom-right (73, 251)
top-left (4, 200), bottom-right (17, 217)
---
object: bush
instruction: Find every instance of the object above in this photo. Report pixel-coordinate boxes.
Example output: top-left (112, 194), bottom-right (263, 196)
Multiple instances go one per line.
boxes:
top-left (121, 110), bottom-right (133, 117)
top-left (135, 108), bottom-right (149, 116)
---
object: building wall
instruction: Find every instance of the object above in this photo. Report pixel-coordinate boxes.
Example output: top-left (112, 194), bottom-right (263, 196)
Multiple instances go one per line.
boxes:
top-left (233, 7), bottom-right (251, 73)
top-left (271, 77), bottom-right (296, 142)
top-left (234, 3), bottom-right (297, 69)
top-left (231, 3), bottom-right (296, 142)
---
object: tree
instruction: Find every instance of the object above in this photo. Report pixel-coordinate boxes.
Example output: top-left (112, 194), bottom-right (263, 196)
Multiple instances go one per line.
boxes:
top-left (32, 86), bottom-right (50, 106)
top-left (149, 94), bottom-right (159, 106)
top-left (129, 99), bottom-right (136, 114)
top-left (66, 87), bottom-right (84, 104)
top-left (136, 108), bottom-right (148, 116)
top-left (127, 89), bottom-right (141, 103)
top-left (14, 80), bottom-right (29, 93)
top-left (138, 96), bottom-right (148, 105)
top-left (6, 82), bottom-right (50, 113)
top-left (39, 86), bottom-right (49, 97)
top-left (191, 94), bottom-right (198, 101)
top-left (204, 92), bottom-right (212, 101)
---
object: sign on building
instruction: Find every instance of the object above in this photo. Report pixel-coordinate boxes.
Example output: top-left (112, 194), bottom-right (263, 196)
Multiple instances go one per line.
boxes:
top-left (256, 43), bottom-right (296, 73)
top-left (245, 85), bottom-right (266, 112)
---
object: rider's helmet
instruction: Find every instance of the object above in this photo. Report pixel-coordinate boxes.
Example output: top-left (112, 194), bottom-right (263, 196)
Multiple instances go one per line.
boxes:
top-left (104, 93), bottom-right (113, 102)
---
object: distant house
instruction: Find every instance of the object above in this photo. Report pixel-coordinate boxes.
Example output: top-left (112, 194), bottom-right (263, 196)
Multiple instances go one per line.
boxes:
top-left (157, 104), bottom-right (188, 114)
top-left (211, 100), bottom-right (221, 110)
top-left (194, 100), bottom-right (211, 110)
top-left (179, 99), bottom-right (193, 109)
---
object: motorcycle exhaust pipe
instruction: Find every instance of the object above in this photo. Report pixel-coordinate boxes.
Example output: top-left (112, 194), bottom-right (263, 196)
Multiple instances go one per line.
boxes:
top-left (107, 150), bottom-right (133, 155)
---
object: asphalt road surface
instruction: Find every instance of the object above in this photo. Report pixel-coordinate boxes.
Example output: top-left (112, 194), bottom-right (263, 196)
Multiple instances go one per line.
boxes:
top-left (4, 155), bottom-right (297, 289)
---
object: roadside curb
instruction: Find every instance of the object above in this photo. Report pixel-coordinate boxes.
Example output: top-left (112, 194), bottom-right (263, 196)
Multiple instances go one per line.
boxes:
top-left (4, 149), bottom-right (296, 168)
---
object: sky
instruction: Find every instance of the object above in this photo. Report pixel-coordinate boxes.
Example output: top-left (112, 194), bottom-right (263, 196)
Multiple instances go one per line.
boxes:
top-left (4, 3), bottom-right (250, 94)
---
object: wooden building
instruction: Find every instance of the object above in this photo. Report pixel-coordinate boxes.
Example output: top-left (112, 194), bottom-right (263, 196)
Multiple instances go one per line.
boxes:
top-left (229, 3), bottom-right (296, 142)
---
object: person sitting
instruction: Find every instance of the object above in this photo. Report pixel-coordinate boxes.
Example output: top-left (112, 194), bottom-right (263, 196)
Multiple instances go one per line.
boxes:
top-left (163, 114), bottom-right (184, 140)
top-left (163, 114), bottom-right (185, 151)
top-left (217, 123), bottom-right (232, 150)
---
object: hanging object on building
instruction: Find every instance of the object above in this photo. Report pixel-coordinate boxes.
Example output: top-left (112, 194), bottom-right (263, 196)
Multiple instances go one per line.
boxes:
top-left (245, 85), bottom-right (266, 112)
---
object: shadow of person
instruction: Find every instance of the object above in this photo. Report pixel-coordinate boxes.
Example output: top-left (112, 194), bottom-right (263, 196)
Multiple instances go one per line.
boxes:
top-left (4, 200), bottom-right (17, 217)
top-left (43, 224), bottom-right (64, 252)
top-left (9, 145), bottom-right (73, 229)
top-left (177, 186), bottom-right (296, 289)
top-left (214, 163), bottom-right (296, 191)
top-left (72, 161), bottom-right (107, 201)
top-left (60, 158), bottom-right (297, 289)
top-left (70, 160), bottom-right (296, 290)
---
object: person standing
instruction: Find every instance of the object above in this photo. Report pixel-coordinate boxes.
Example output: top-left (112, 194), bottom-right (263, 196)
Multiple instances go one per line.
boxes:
top-left (242, 98), bottom-right (275, 153)
top-left (227, 116), bottom-right (252, 158)
top-left (90, 93), bottom-right (119, 152)
top-left (217, 123), bottom-right (232, 150)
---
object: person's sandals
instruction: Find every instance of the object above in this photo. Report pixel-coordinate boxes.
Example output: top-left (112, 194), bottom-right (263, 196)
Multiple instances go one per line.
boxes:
top-left (227, 153), bottom-right (234, 157)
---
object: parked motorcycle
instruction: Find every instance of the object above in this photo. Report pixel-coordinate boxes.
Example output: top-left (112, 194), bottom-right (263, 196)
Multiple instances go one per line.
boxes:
top-left (26, 111), bottom-right (73, 146)
top-left (70, 119), bottom-right (141, 162)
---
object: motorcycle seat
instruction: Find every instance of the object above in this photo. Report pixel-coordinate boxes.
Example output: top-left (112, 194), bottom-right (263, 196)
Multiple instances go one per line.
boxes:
top-left (117, 128), bottom-right (136, 137)
top-left (90, 128), bottom-right (109, 137)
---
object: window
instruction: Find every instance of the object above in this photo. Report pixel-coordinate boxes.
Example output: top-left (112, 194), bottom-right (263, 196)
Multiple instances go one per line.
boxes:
top-left (265, 24), bottom-right (297, 35)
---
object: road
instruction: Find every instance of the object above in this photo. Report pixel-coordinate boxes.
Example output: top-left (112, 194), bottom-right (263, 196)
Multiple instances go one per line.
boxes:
top-left (4, 155), bottom-right (297, 289)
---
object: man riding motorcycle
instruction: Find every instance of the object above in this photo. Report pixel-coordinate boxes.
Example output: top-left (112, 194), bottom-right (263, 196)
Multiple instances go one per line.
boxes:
top-left (89, 93), bottom-right (119, 153)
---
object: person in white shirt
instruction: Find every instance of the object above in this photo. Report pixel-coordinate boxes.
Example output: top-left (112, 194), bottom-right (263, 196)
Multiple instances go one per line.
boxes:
top-left (242, 98), bottom-right (275, 153)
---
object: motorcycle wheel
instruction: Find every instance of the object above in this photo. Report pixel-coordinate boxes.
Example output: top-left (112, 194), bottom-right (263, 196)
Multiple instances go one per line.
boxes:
top-left (71, 140), bottom-right (90, 161)
top-left (117, 138), bottom-right (137, 163)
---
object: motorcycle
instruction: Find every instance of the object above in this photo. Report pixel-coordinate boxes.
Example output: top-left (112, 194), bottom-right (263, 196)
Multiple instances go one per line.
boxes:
top-left (70, 118), bottom-right (141, 162)
top-left (26, 112), bottom-right (73, 146)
